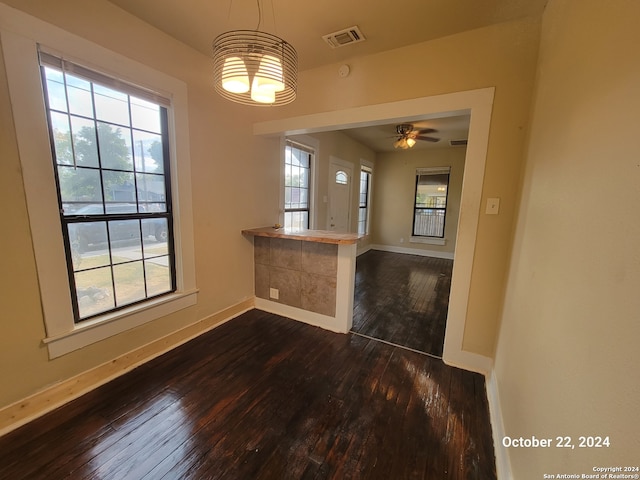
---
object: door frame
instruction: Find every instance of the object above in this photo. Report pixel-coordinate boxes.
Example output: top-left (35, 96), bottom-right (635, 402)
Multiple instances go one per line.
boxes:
top-left (254, 87), bottom-right (495, 375)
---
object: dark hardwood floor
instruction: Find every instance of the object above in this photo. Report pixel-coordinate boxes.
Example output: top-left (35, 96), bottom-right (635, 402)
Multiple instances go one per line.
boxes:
top-left (0, 309), bottom-right (495, 479)
top-left (353, 250), bottom-right (453, 357)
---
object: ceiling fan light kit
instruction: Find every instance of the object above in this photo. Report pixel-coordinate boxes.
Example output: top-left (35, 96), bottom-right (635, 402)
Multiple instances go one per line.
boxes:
top-left (393, 123), bottom-right (440, 149)
top-left (213, 30), bottom-right (297, 106)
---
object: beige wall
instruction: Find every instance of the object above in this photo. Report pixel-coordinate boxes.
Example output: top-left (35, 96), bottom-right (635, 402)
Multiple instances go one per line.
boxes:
top-left (0, 0), bottom-right (540, 411)
top-left (0, 0), bottom-right (279, 408)
top-left (494, 0), bottom-right (640, 476)
top-left (372, 146), bottom-right (466, 256)
top-left (275, 17), bottom-right (541, 356)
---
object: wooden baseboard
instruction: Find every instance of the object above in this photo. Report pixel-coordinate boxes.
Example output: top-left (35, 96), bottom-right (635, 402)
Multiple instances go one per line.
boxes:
top-left (0, 298), bottom-right (254, 437)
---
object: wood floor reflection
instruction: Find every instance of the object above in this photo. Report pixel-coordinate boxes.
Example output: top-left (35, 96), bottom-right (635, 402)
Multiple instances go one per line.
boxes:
top-left (353, 250), bottom-right (453, 357)
top-left (0, 310), bottom-right (495, 479)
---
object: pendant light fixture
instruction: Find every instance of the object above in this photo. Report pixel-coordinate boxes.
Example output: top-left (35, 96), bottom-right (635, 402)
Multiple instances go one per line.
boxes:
top-left (213, 2), bottom-right (297, 106)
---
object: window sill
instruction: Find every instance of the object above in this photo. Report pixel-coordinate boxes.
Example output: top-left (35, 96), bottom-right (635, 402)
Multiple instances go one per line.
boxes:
top-left (410, 236), bottom-right (446, 246)
top-left (42, 289), bottom-right (198, 359)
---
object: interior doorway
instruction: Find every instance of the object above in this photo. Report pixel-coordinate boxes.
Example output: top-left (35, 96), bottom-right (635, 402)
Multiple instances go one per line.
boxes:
top-left (255, 87), bottom-right (495, 373)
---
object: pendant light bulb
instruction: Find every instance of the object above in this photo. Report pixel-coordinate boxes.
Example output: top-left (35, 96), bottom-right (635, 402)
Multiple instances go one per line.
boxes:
top-left (253, 55), bottom-right (285, 93)
top-left (221, 56), bottom-right (250, 94)
top-left (251, 77), bottom-right (276, 103)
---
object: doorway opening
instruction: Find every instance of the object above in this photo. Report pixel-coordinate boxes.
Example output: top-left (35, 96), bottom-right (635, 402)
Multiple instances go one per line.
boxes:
top-left (254, 87), bottom-right (495, 373)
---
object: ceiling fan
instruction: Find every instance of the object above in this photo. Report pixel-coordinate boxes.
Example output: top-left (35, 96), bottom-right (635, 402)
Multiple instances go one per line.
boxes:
top-left (393, 124), bottom-right (440, 149)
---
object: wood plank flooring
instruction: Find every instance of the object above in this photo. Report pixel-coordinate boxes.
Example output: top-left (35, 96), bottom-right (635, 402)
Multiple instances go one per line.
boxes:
top-left (353, 250), bottom-right (453, 357)
top-left (0, 310), bottom-right (496, 479)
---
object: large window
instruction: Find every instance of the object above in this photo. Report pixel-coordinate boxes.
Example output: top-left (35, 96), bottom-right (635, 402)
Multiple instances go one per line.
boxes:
top-left (358, 167), bottom-right (372, 235)
top-left (1, 11), bottom-right (197, 358)
top-left (284, 140), bottom-right (313, 229)
top-left (413, 167), bottom-right (450, 238)
top-left (40, 52), bottom-right (175, 322)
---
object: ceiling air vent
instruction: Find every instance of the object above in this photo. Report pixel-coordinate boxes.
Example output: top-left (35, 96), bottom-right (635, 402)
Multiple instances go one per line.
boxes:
top-left (322, 26), bottom-right (366, 49)
top-left (449, 139), bottom-right (468, 147)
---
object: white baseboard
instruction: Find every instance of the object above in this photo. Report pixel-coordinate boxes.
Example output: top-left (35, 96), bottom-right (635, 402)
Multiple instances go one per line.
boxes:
top-left (486, 370), bottom-right (512, 479)
top-left (370, 244), bottom-right (455, 260)
top-left (255, 298), bottom-right (348, 333)
top-left (0, 298), bottom-right (254, 437)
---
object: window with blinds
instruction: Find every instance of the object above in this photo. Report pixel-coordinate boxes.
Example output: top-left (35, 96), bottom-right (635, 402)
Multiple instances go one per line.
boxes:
top-left (412, 167), bottom-right (450, 238)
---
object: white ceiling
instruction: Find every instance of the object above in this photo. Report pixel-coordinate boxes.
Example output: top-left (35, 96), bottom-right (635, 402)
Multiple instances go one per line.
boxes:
top-left (106, 0), bottom-right (545, 152)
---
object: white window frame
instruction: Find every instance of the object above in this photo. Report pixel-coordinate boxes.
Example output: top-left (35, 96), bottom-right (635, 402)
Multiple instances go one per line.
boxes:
top-left (410, 166), bottom-right (450, 246)
top-left (283, 138), bottom-right (315, 229)
top-left (0, 6), bottom-right (197, 359)
top-left (358, 163), bottom-right (373, 236)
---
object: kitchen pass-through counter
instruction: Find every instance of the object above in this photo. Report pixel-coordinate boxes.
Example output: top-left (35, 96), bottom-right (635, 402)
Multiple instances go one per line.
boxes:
top-left (242, 227), bottom-right (360, 333)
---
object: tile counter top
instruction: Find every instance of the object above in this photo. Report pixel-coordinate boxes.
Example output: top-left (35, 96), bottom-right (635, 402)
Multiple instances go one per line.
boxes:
top-left (242, 226), bottom-right (360, 245)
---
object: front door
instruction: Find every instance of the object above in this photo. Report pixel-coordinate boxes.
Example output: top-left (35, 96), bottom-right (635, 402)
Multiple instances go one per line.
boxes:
top-left (328, 160), bottom-right (352, 232)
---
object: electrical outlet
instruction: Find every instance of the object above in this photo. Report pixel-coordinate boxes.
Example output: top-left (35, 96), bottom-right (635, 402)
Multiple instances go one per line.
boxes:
top-left (269, 288), bottom-right (279, 300)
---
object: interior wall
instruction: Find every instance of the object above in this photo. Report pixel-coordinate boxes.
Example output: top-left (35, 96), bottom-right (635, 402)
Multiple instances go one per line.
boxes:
top-left (0, 0), bottom-right (277, 408)
top-left (371, 146), bottom-right (466, 256)
top-left (269, 17), bottom-right (541, 357)
top-left (494, 0), bottom-right (640, 476)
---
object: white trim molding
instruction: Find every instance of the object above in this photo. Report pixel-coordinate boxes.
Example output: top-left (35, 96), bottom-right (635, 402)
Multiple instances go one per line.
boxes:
top-left (254, 87), bottom-right (495, 375)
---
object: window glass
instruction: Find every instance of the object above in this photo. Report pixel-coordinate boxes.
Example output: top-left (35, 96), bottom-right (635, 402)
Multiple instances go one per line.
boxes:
top-left (284, 140), bottom-right (313, 229)
top-left (358, 169), bottom-right (371, 235)
top-left (413, 169), bottom-right (450, 238)
top-left (41, 61), bottom-right (175, 323)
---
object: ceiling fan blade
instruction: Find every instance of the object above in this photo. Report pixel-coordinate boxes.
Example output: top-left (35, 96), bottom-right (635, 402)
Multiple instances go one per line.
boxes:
top-left (415, 128), bottom-right (437, 135)
top-left (415, 135), bottom-right (440, 142)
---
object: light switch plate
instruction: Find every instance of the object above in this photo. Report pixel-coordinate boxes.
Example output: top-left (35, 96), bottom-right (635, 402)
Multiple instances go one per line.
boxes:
top-left (486, 197), bottom-right (500, 215)
top-left (269, 288), bottom-right (279, 300)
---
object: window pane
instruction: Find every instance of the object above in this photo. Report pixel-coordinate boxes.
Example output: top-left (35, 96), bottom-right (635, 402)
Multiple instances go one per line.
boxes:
top-left (70, 116), bottom-right (99, 167)
top-left (69, 220), bottom-right (108, 252)
top-left (44, 68), bottom-right (67, 112)
top-left (57, 166), bottom-right (103, 206)
top-left (142, 218), bottom-right (169, 246)
top-left (113, 261), bottom-right (145, 307)
top-left (136, 172), bottom-right (166, 206)
top-left (284, 211), bottom-right (308, 230)
top-left (103, 170), bottom-right (136, 204)
top-left (75, 267), bottom-right (115, 319)
top-left (50, 112), bottom-right (73, 165)
top-left (108, 219), bottom-right (142, 259)
top-left (145, 260), bottom-right (171, 297)
top-left (66, 74), bottom-right (94, 118)
top-left (97, 123), bottom-right (133, 171)
top-left (131, 96), bottom-right (161, 133)
top-left (414, 209), bottom-right (445, 237)
top-left (133, 130), bottom-right (164, 173)
top-left (94, 84), bottom-right (130, 126)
